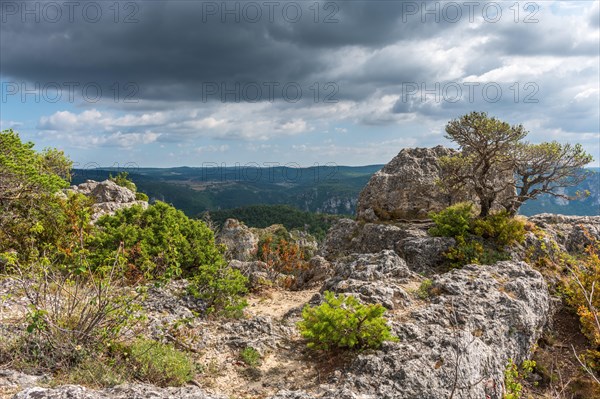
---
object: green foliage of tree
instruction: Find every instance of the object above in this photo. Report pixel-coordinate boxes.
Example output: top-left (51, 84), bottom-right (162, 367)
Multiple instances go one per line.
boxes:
top-left (441, 112), bottom-right (526, 217)
top-left (440, 112), bottom-right (593, 217)
top-left (298, 291), bottom-right (397, 351)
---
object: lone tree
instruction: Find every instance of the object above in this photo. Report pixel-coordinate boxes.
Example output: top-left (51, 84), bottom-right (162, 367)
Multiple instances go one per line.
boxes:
top-left (440, 112), bottom-right (593, 217)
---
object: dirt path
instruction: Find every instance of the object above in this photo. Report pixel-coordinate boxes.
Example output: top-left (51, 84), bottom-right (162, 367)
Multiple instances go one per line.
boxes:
top-left (245, 288), bottom-right (319, 319)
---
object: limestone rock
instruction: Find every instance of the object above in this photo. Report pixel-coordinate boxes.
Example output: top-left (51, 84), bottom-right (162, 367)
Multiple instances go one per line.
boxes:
top-left (66, 179), bottom-right (148, 221)
top-left (356, 146), bottom-right (514, 222)
top-left (216, 219), bottom-right (259, 261)
top-left (291, 256), bottom-right (333, 290)
top-left (322, 250), bottom-right (416, 309)
top-left (395, 234), bottom-right (456, 274)
top-left (0, 369), bottom-right (47, 390)
top-left (528, 213), bottom-right (600, 252)
top-left (12, 384), bottom-right (224, 399)
top-left (356, 146), bottom-right (461, 221)
top-left (320, 219), bottom-right (406, 260)
top-left (325, 260), bottom-right (550, 399)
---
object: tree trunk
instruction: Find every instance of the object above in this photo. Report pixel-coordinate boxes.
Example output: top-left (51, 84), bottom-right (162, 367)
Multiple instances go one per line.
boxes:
top-left (479, 198), bottom-right (493, 217)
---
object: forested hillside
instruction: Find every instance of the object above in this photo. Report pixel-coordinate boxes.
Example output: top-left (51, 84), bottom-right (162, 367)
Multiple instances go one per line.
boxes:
top-left (72, 165), bottom-right (381, 216)
top-left (73, 166), bottom-right (600, 217)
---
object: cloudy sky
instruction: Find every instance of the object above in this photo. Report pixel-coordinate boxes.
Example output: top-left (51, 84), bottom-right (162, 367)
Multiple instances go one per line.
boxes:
top-left (1, 0), bottom-right (598, 168)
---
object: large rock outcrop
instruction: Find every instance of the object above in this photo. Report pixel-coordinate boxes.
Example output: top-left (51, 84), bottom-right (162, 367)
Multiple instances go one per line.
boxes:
top-left (322, 250), bottom-right (416, 309)
top-left (325, 259), bottom-right (551, 399)
top-left (66, 180), bottom-right (148, 221)
top-left (356, 146), bottom-right (461, 221)
top-left (356, 146), bottom-right (515, 222)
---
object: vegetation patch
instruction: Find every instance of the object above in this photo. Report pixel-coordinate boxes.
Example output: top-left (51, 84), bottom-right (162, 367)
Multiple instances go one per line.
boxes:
top-left (298, 291), bottom-right (397, 351)
top-left (504, 358), bottom-right (536, 399)
top-left (429, 202), bottom-right (526, 267)
top-left (239, 346), bottom-right (262, 367)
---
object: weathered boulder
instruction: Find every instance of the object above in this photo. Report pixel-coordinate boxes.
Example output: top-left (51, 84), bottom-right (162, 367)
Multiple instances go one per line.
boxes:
top-left (320, 219), bottom-right (452, 273)
top-left (320, 219), bottom-right (407, 260)
top-left (356, 146), bottom-right (461, 221)
top-left (291, 256), bottom-right (333, 290)
top-left (0, 369), bottom-right (47, 390)
top-left (217, 219), bottom-right (259, 261)
top-left (221, 315), bottom-right (296, 354)
top-left (66, 180), bottom-right (148, 221)
top-left (322, 250), bottom-right (416, 309)
top-left (395, 234), bottom-right (456, 274)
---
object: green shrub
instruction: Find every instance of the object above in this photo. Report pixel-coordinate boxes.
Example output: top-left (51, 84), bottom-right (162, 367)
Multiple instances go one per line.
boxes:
top-left (0, 254), bottom-right (144, 373)
top-left (135, 192), bottom-right (149, 201)
top-left (429, 202), bottom-right (476, 239)
top-left (472, 211), bottom-right (526, 247)
top-left (416, 279), bottom-right (434, 299)
top-left (109, 172), bottom-right (137, 193)
top-left (565, 239), bottom-right (600, 374)
top-left (258, 235), bottom-right (308, 289)
top-left (429, 204), bottom-right (525, 267)
top-left (187, 259), bottom-right (248, 317)
top-left (89, 201), bottom-right (226, 279)
top-left (240, 346), bottom-right (261, 367)
top-left (256, 225), bottom-right (292, 260)
top-left (126, 338), bottom-right (195, 387)
top-left (297, 291), bottom-right (397, 351)
top-left (504, 358), bottom-right (536, 399)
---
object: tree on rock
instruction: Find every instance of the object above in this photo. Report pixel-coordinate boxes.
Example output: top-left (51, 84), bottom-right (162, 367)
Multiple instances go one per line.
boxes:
top-left (440, 112), bottom-right (526, 217)
top-left (440, 112), bottom-right (593, 217)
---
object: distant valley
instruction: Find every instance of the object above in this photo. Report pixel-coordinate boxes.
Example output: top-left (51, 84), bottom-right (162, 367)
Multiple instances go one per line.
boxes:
top-left (72, 166), bottom-right (600, 218)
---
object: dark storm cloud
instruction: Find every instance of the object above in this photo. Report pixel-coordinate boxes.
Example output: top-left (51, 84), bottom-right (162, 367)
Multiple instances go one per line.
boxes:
top-left (0, 0), bottom-right (460, 103)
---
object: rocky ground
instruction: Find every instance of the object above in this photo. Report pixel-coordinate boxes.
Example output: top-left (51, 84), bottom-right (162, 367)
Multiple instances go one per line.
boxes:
top-left (3, 213), bottom-right (599, 399)
top-left (1, 149), bottom-right (599, 398)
